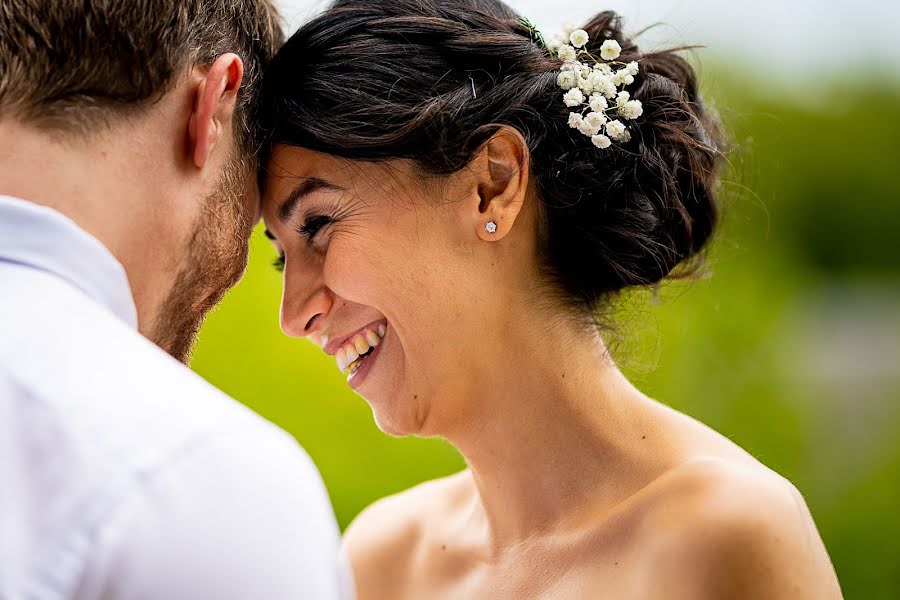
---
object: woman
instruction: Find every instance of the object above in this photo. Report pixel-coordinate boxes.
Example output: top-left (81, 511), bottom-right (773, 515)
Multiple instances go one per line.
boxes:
top-left (259, 1), bottom-right (842, 597)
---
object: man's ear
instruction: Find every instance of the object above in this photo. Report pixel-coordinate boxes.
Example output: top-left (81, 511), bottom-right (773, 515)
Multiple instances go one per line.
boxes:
top-left (188, 53), bottom-right (244, 169)
top-left (472, 127), bottom-right (529, 242)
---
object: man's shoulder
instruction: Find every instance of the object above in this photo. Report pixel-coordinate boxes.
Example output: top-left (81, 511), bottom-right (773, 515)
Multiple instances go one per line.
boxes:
top-left (0, 259), bottom-right (302, 491)
top-left (1, 266), bottom-right (347, 598)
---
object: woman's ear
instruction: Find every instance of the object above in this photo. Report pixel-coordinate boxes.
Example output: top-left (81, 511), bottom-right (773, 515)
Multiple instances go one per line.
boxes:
top-left (187, 53), bottom-right (244, 169)
top-left (472, 126), bottom-right (530, 242)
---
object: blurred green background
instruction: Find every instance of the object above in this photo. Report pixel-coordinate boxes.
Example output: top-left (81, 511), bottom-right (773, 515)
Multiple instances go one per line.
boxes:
top-left (191, 66), bottom-right (900, 597)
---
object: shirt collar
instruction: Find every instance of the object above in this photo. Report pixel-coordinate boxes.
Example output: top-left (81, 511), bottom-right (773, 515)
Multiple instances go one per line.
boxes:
top-left (0, 195), bottom-right (139, 328)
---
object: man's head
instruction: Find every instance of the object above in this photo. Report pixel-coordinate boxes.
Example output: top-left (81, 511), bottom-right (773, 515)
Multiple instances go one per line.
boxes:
top-left (0, 1), bottom-right (283, 361)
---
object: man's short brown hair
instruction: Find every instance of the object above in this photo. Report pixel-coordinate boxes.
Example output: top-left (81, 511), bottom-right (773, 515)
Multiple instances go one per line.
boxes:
top-left (0, 0), bottom-right (283, 155)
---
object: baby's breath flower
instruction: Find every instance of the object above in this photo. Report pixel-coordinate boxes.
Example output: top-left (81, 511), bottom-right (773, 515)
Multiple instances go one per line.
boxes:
top-left (569, 29), bottom-right (589, 49)
top-left (547, 33), bottom-right (566, 53)
top-left (618, 99), bottom-right (643, 120)
top-left (563, 88), bottom-right (585, 107)
top-left (585, 111), bottom-right (607, 130)
top-left (589, 93), bottom-right (608, 112)
top-left (557, 44), bottom-right (577, 62)
top-left (568, 112), bottom-right (584, 129)
top-left (595, 76), bottom-right (617, 99)
top-left (612, 69), bottom-right (634, 86)
top-left (551, 25), bottom-right (640, 152)
top-left (600, 39), bottom-right (622, 61)
top-left (591, 134), bottom-right (612, 149)
top-left (605, 119), bottom-right (627, 140)
top-left (577, 74), bottom-right (594, 95)
top-left (557, 70), bottom-right (577, 90)
top-left (577, 119), bottom-right (597, 137)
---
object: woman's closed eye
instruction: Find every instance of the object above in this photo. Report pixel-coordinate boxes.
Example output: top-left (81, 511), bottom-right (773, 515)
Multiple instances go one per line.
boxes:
top-left (297, 214), bottom-right (334, 241)
top-left (272, 253), bottom-right (286, 273)
top-left (271, 214), bottom-right (336, 273)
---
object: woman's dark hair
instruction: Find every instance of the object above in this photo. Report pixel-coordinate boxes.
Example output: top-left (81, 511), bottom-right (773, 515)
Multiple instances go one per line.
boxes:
top-left (261, 0), bottom-right (725, 315)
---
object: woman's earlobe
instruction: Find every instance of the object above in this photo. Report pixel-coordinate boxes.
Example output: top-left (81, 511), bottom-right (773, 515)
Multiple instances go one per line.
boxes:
top-left (477, 217), bottom-right (507, 241)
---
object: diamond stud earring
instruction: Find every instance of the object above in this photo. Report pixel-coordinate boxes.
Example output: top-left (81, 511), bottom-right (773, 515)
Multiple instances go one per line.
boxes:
top-left (485, 221), bottom-right (498, 234)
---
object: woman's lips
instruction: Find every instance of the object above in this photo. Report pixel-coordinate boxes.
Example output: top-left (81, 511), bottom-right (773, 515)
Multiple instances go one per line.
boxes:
top-left (347, 329), bottom-right (385, 389)
top-left (332, 321), bottom-right (387, 374)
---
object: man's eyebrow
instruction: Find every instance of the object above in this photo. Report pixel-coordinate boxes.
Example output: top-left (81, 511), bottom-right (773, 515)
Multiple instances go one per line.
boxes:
top-left (277, 177), bottom-right (343, 222)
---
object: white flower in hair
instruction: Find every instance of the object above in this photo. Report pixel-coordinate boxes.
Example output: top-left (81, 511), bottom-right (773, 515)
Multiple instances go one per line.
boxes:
top-left (600, 39), bottom-right (622, 61)
top-left (577, 74), bottom-right (594, 95)
top-left (592, 134), bottom-right (612, 149)
top-left (596, 76), bottom-right (617, 99)
top-left (547, 33), bottom-right (566, 53)
top-left (578, 119), bottom-right (598, 136)
top-left (569, 29), bottom-right (589, 49)
top-left (563, 88), bottom-right (585, 107)
top-left (618, 99), bottom-right (644, 120)
top-left (557, 70), bottom-right (577, 90)
top-left (589, 93), bottom-right (608, 112)
top-left (605, 119), bottom-right (627, 140)
top-left (557, 44), bottom-right (577, 62)
top-left (568, 112), bottom-right (584, 129)
top-left (550, 27), bottom-right (637, 150)
top-left (585, 111), bottom-right (607, 129)
top-left (612, 69), bottom-right (635, 86)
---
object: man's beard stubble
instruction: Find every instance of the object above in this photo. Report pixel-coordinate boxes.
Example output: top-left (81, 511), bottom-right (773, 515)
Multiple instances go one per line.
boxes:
top-left (150, 153), bottom-right (254, 363)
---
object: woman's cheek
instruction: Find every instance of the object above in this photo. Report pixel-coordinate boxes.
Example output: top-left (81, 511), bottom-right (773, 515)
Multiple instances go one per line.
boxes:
top-left (323, 236), bottom-right (382, 300)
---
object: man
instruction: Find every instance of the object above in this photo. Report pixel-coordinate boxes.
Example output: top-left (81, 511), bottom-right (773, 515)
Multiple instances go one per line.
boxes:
top-left (0, 1), bottom-right (351, 598)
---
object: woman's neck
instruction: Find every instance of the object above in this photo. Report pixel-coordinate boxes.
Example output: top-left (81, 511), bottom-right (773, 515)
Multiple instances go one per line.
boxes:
top-left (442, 309), bottom-right (678, 551)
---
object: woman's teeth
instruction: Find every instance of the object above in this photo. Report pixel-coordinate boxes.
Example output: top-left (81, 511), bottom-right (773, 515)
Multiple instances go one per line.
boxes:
top-left (335, 323), bottom-right (386, 375)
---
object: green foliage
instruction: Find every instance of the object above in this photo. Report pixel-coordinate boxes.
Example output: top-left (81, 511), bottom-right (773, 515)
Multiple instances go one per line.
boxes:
top-left (191, 67), bottom-right (900, 598)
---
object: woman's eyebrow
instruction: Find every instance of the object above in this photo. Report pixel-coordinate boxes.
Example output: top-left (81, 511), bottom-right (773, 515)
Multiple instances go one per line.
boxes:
top-left (277, 177), bottom-right (344, 222)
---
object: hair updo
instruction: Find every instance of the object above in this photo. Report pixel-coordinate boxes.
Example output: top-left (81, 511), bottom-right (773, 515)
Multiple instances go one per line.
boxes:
top-left (261, 0), bottom-right (725, 315)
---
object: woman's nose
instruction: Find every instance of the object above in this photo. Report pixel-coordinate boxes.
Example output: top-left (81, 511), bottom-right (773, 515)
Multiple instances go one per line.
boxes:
top-left (280, 266), bottom-right (333, 339)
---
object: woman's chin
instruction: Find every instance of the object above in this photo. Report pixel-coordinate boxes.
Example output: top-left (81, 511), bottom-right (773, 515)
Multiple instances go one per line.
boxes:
top-left (367, 396), bottom-right (425, 437)
top-left (373, 416), bottom-right (411, 437)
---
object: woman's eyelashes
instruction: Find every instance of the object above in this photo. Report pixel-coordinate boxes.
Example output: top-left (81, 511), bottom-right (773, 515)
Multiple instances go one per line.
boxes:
top-left (296, 214), bottom-right (334, 242)
top-left (270, 213), bottom-right (335, 273)
top-left (272, 253), bottom-right (286, 273)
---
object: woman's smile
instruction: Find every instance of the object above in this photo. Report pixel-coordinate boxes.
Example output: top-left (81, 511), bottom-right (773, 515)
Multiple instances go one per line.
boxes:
top-left (325, 319), bottom-right (388, 386)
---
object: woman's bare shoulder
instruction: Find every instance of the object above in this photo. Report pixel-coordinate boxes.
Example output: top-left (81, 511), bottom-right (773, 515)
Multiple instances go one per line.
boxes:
top-left (341, 470), bottom-right (473, 598)
top-left (636, 456), bottom-right (842, 599)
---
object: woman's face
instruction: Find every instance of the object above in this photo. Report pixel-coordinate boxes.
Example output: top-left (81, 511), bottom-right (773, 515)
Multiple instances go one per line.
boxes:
top-left (261, 145), bottom-right (531, 436)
